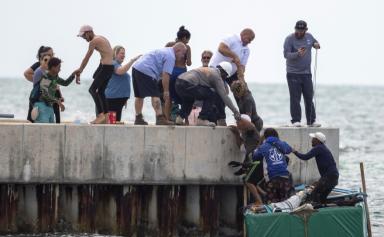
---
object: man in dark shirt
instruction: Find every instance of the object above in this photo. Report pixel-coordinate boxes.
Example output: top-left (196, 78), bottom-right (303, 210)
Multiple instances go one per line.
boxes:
top-left (292, 132), bottom-right (339, 204)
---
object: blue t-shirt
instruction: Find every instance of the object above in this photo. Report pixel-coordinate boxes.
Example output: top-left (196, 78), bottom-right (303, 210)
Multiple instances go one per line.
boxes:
top-left (105, 60), bottom-right (131, 99)
top-left (133, 47), bottom-right (175, 80)
top-left (283, 33), bottom-right (318, 74)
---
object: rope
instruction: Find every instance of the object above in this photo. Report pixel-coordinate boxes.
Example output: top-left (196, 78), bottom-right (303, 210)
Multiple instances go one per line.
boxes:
top-left (313, 49), bottom-right (318, 116)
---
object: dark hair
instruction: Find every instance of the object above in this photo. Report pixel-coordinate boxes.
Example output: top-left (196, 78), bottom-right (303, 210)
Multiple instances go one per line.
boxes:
top-left (176, 26), bottom-right (191, 41)
top-left (36, 46), bottom-right (52, 59)
top-left (48, 57), bottom-right (62, 69)
top-left (263, 128), bottom-right (279, 139)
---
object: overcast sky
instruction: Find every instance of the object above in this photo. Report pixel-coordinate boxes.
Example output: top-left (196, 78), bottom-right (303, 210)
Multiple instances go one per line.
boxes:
top-left (1, 0), bottom-right (383, 85)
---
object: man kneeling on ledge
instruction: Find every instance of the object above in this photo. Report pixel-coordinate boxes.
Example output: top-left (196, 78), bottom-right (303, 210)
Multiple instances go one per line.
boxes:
top-left (175, 61), bottom-right (240, 126)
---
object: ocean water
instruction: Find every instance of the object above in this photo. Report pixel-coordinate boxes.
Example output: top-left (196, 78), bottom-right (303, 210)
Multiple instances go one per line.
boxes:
top-left (0, 77), bottom-right (383, 235)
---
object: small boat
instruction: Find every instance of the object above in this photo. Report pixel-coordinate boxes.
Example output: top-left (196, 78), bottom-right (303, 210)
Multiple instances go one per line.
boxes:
top-left (244, 186), bottom-right (368, 237)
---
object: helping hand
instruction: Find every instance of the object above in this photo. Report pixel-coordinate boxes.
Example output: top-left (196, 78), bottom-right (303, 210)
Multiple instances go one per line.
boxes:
top-left (58, 101), bottom-right (65, 112)
top-left (234, 112), bottom-right (241, 121)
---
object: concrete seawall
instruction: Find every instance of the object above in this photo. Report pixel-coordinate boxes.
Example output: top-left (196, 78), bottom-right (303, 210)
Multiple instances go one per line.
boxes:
top-left (0, 123), bottom-right (339, 236)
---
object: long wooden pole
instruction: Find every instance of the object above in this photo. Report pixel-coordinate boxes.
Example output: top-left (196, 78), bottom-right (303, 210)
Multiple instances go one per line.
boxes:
top-left (243, 186), bottom-right (247, 237)
top-left (360, 162), bottom-right (372, 237)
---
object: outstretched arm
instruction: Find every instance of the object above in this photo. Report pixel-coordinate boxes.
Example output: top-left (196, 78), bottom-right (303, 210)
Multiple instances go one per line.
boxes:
top-left (293, 146), bottom-right (320, 160)
top-left (56, 73), bottom-right (76, 86)
top-left (115, 55), bottom-right (141, 75)
top-left (75, 40), bottom-right (96, 75)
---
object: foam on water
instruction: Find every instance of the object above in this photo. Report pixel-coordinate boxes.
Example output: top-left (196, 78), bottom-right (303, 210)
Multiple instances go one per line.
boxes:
top-left (1, 78), bottom-right (383, 235)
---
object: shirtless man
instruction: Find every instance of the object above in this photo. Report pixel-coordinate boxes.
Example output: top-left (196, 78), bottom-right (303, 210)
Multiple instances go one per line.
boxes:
top-left (75, 25), bottom-right (114, 124)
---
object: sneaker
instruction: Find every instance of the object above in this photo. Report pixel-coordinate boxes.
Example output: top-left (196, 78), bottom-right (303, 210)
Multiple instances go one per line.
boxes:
top-left (197, 118), bottom-right (216, 127)
top-left (217, 119), bottom-right (227, 126)
top-left (134, 114), bottom-right (148, 125)
top-left (175, 115), bottom-right (185, 125)
top-left (308, 122), bottom-right (321, 127)
top-left (291, 122), bottom-right (302, 127)
top-left (156, 114), bottom-right (174, 125)
top-left (91, 114), bottom-right (106, 124)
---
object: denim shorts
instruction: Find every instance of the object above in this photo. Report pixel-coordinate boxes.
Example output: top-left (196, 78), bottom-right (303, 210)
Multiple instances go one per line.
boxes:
top-left (34, 102), bottom-right (54, 123)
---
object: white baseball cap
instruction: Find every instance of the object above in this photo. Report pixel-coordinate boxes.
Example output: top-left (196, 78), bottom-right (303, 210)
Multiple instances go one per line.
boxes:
top-left (240, 114), bottom-right (251, 122)
top-left (77, 25), bottom-right (93, 37)
top-left (309, 132), bottom-right (326, 143)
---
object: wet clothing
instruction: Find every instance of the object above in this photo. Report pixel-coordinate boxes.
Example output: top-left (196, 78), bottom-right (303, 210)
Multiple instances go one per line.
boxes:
top-left (294, 143), bottom-right (339, 204)
top-left (284, 32), bottom-right (318, 124)
top-left (132, 68), bottom-right (161, 98)
top-left (287, 73), bottom-right (316, 124)
top-left (105, 60), bottom-right (131, 99)
top-left (210, 34), bottom-right (250, 77)
top-left (107, 97), bottom-right (128, 121)
top-left (90, 64), bottom-right (114, 114)
top-left (237, 91), bottom-right (263, 131)
top-left (133, 47), bottom-right (175, 81)
top-left (252, 136), bottom-right (292, 182)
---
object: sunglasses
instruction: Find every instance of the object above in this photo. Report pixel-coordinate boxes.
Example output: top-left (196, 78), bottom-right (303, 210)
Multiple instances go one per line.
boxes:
top-left (202, 56), bottom-right (211, 60)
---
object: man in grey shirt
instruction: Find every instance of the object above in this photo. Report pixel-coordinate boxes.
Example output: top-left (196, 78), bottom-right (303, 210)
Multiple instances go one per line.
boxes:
top-left (284, 20), bottom-right (320, 127)
top-left (175, 62), bottom-right (241, 126)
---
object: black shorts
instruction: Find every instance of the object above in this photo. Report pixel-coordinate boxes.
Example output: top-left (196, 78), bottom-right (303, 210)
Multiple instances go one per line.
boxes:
top-left (132, 68), bottom-right (161, 98)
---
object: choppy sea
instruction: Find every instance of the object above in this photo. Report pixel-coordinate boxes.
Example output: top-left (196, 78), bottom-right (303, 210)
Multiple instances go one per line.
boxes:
top-left (0, 77), bottom-right (383, 236)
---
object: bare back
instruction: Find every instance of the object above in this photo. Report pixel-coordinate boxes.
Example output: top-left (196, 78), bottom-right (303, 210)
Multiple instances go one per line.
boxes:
top-left (92, 35), bottom-right (113, 65)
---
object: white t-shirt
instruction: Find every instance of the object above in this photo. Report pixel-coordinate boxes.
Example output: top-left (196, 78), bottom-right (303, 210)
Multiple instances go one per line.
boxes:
top-left (209, 34), bottom-right (250, 76)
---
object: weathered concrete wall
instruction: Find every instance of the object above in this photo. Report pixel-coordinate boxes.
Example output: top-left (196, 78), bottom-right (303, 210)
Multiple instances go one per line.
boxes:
top-left (0, 124), bottom-right (339, 184)
top-left (0, 123), bottom-right (339, 236)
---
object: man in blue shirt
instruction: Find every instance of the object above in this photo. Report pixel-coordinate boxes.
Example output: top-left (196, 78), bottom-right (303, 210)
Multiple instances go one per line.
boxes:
top-left (292, 132), bottom-right (339, 204)
top-left (284, 20), bottom-right (321, 127)
top-left (132, 42), bottom-right (187, 125)
top-left (252, 128), bottom-right (295, 203)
